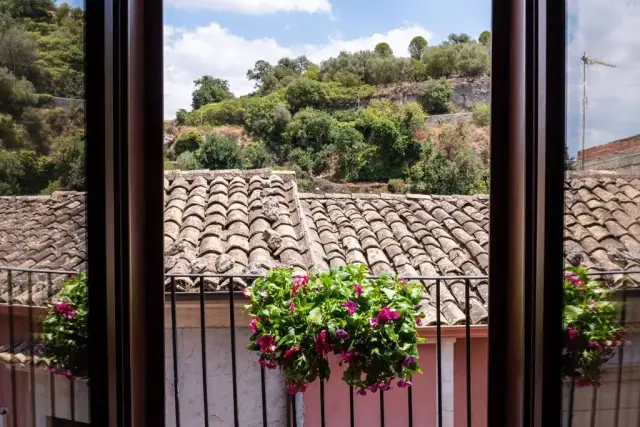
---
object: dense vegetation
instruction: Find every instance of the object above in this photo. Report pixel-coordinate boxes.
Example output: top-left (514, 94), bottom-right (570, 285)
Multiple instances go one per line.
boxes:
top-left (0, 0), bottom-right (85, 195)
top-left (170, 32), bottom-right (492, 194)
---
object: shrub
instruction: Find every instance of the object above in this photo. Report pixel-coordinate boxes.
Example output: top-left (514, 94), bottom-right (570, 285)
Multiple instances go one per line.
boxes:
top-left (51, 134), bottom-right (84, 191)
top-left (174, 131), bottom-right (204, 156)
top-left (472, 103), bottom-right (490, 126)
top-left (419, 79), bottom-right (454, 114)
top-left (333, 70), bottom-right (362, 87)
top-left (244, 265), bottom-right (425, 395)
top-left (288, 147), bottom-right (329, 176)
top-left (243, 141), bottom-right (274, 169)
top-left (244, 95), bottom-right (290, 138)
top-left (42, 274), bottom-right (89, 378)
top-left (163, 160), bottom-right (175, 170)
top-left (387, 179), bottom-right (405, 193)
top-left (282, 109), bottom-right (336, 153)
top-left (331, 122), bottom-right (368, 181)
top-left (175, 151), bottom-right (201, 170)
top-left (285, 78), bottom-right (328, 112)
top-left (0, 149), bottom-right (52, 195)
top-left (332, 109), bottom-right (360, 123)
top-left (422, 44), bottom-right (459, 78)
top-left (197, 134), bottom-right (243, 170)
top-left (456, 43), bottom-right (490, 77)
top-left (562, 267), bottom-right (625, 386)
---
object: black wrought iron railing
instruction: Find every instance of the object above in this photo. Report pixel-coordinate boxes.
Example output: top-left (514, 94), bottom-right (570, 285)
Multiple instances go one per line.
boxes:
top-left (1, 265), bottom-right (640, 427)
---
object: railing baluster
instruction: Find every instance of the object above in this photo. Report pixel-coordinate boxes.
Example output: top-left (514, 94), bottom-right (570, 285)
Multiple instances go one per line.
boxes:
top-left (260, 367), bottom-right (267, 427)
top-left (590, 386), bottom-right (597, 427)
top-left (8, 271), bottom-right (17, 427)
top-left (436, 278), bottom-right (443, 427)
top-left (199, 275), bottom-right (210, 427)
top-left (291, 394), bottom-right (298, 427)
top-left (349, 385), bottom-right (355, 427)
top-left (320, 380), bottom-right (326, 427)
top-left (379, 390), bottom-right (385, 427)
top-left (567, 379), bottom-right (575, 427)
top-left (28, 272), bottom-right (36, 427)
top-left (614, 285), bottom-right (627, 427)
top-left (465, 279), bottom-right (472, 427)
top-left (407, 377), bottom-right (413, 427)
top-left (228, 278), bottom-right (240, 427)
top-left (50, 372), bottom-right (55, 418)
top-left (69, 379), bottom-right (75, 421)
top-left (170, 277), bottom-right (181, 427)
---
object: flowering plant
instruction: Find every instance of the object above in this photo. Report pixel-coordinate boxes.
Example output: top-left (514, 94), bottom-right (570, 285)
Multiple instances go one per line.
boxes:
top-left (244, 265), bottom-right (425, 395)
top-left (563, 266), bottom-right (626, 387)
top-left (42, 273), bottom-right (88, 378)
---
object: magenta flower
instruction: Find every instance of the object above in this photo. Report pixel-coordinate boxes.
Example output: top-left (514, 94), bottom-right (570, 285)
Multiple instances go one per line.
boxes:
top-left (242, 287), bottom-right (251, 299)
top-left (416, 316), bottom-right (423, 326)
top-left (356, 388), bottom-right (367, 396)
top-left (55, 301), bottom-right (75, 320)
top-left (292, 274), bottom-right (309, 295)
top-left (379, 381), bottom-right (392, 391)
top-left (588, 341), bottom-right (601, 351)
top-left (290, 301), bottom-right (295, 314)
top-left (343, 300), bottom-right (358, 315)
top-left (284, 344), bottom-right (301, 360)
top-left (250, 317), bottom-right (260, 334)
top-left (402, 355), bottom-right (416, 367)
top-left (259, 358), bottom-right (277, 370)
top-left (368, 383), bottom-right (379, 393)
top-left (400, 278), bottom-right (408, 284)
top-left (567, 328), bottom-right (579, 342)
top-left (257, 335), bottom-right (276, 354)
top-left (285, 381), bottom-right (309, 394)
top-left (315, 330), bottom-right (331, 355)
top-left (398, 379), bottom-right (412, 388)
top-left (354, 283), bottom-right (363, 297)
top-left (341, 350), bottom-right (358, 364)
top-left (369, 317), bottom-right (378, 327)
top-left (378, 307), bottom-right (399, 323)
top-left (563, 271), bottom-right (583, 287)
top-left (336, 329), bottom-right (350, 340)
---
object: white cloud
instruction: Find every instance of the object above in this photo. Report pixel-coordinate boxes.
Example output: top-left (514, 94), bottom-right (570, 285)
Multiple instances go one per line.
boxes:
top-left (163, 23), bottom-right (432, 118)
top-left (164, 0), bottom-right (331, 14)
top-left (566, 0), bottom-right (640, 154)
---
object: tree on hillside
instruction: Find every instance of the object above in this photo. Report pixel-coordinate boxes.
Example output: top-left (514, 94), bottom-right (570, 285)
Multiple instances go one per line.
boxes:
top-left (247, 60), bottom-right (274, 87)
top-left (447, 33), bottom-right (472, 44)
top-left (408, 36), bottom-right (428, 60)
top-left (478, 30), bottom-right (491, 46)
top-left (374, 42), bottom-right (393, 58)
top-left (191, 76), bottom-right (234, 110)
top-left (0, 0), bottom-right (55, 21)
top-left (197, 134), bottom-right (243, 170)
top-left (0, 22), bottom-right (35, 77)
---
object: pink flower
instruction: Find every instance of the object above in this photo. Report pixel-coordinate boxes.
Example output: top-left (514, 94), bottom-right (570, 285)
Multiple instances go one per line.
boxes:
top-left (259, 358), bottom-right (277, 370)
top-left (416, 316), bottom-right (423, 326)
top-left (369, 317), bottom-right (378, 327)
top-left (250, 317), bottom-right (260, 334)
top-left (564, 271), bottom-right (583, 287)
top-left (284, 344), bottom-right (300, 360)
top-left (341, 350), bottom-right (358, 364)
top-left (354, 283), bottom-right (363, 297)
top-left (588, 341), bottom-right (601, 351)
top-left (290, 301), bottom-right (295, 314)
top-left (336, 329), bottom-right (350, 340)
top-left (576, 378), bottom-right (600, 388)
top-left (285, 381), bottom-right (308, 394)
top-left (368, 383), bottom-right (379, 393)
top-left (402, 355), bottom-right (416, 367)
top-left (343, 300), bottom-right (358, 315)
top-left (378, 307), bottom-right (399, 323)
top-left (400, 278), bottom-right (408, 284)
top-left (315, 330), bottom-right (331, 355)
top-left (588, 300), bottom-right (597, 311)
top-left (242, 288), bottom-right (251, 299)
top-left (568, 328), bottom-right (579, 342)
top-left (292, 274), bottom-right (309, 295)
top-left (55, 301), bottom-right (75, 320)
top-left (356, 388), bottom-right (368, 396)
top-left (257, 335), bottom-right (276, 354)
top-left (379, 381), bottom-right (392, 391)
top-left (398, 379), bottom-right (412, 388)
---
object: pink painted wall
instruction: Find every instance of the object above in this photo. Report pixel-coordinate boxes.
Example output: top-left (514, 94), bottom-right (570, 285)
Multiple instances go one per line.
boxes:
top-left (454, 338), bottom-right (488, 427)
top-left (304, 337), bottom-right (488, 427)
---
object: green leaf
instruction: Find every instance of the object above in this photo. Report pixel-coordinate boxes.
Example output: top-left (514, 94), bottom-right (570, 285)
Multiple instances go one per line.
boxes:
top-left (309, 307), bottom-right (323, 325)
top-left (564, 305), bottom-right (583, 323)
top-left (382, 288), bottom-right (397, 300)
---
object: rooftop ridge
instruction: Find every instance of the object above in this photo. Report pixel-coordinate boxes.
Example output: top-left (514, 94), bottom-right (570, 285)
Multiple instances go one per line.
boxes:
top-left (297, 192), bottom-right (490, 200)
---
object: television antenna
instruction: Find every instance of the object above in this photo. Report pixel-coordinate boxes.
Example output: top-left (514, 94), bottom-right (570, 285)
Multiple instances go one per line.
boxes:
top-left (580, 52), bottom-right (616, 170)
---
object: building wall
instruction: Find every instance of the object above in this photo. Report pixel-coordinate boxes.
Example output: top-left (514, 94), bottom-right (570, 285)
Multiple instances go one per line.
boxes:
top-left (578, 134), bottom-right (640, 173)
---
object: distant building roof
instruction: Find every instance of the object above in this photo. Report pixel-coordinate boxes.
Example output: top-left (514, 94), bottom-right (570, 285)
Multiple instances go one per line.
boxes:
top-left (1, 169), bottom-right (640, 325)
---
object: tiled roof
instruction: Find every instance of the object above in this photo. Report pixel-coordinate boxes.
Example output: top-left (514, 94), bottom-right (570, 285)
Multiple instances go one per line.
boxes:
top-left (0, 169), bottom-right (639, 325)
top-left (0, 341), bottom-right (51, 370)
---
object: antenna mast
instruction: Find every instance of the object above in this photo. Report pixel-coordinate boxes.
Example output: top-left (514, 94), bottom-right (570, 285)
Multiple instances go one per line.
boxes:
top-left (581, 52), bottom-right (616, 170)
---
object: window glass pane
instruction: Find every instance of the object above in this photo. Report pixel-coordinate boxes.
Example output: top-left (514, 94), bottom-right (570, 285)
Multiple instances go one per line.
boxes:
top-left (564, 0), bottom-right (640, 424)
top-left (0, 1), bottom-right (88, 426)
top-left (163, 1), bottom-right (491, 426)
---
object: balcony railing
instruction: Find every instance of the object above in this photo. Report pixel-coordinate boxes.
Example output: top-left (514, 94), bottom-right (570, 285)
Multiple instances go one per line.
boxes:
top-left (0, 265), bottom-right (639, 427)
